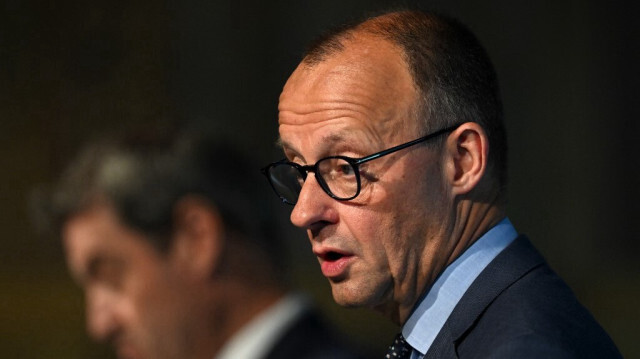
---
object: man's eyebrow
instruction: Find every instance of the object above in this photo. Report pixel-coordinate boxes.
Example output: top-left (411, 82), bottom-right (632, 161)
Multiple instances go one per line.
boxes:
top-left (277, 132), bottom-right (348, 145)
top-left (277, 133), bottom-right (359, 160)
top-left (321, 133), bottom-right (348, 145)
top-left (319, 133), bottom-right (363, 155)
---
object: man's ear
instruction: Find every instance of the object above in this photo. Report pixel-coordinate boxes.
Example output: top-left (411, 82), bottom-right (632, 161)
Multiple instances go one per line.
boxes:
top-left (170, 195), bottom-right (224, 278)
top-left (443, 122), bottom-right (489, 196)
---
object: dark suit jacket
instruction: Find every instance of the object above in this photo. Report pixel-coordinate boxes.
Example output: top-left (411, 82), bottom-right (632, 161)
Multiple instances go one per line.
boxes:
top-left (425, 236), bottom-right (622, 358)
top-left (265, 308), bottom-right (369, 359)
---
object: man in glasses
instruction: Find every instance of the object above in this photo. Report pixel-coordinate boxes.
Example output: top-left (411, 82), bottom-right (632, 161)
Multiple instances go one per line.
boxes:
top-left (37, 129), bottom-right (366, 359)
top-left (263, 9), bottom-right (621, 358)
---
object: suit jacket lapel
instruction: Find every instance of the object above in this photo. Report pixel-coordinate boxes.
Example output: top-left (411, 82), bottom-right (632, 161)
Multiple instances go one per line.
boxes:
top-left (425, 236), bottom-right (545, 358)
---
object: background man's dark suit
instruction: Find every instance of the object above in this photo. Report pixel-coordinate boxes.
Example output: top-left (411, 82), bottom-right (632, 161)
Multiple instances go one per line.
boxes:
top-left (426, 236), bottom-right (622, 358)
top-left (266, 308), bottom-right (369, 359)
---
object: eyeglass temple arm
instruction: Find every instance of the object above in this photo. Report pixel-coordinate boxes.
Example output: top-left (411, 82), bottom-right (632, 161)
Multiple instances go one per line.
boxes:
top-left (353, 124), bottom-right (463, 165)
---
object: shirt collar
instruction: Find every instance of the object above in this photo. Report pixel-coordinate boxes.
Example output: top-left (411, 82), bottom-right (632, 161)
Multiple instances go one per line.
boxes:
top-left (402, 217), bottom-right (518, 355)
top-left (214, 293), bottom-right (310, 359)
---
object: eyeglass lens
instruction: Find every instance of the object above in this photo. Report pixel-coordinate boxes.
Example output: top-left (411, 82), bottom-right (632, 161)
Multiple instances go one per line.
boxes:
top-left (268, 157), bottom-right (359, 203)
top-left (268, 163), bottom-right (304, 203)
top-left (316, 157), bottom-right (358, 199)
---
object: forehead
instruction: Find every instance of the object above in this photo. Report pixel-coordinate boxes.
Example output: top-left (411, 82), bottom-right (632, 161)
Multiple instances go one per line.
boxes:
top-left (278, 36), bottom-right (419, 158)
top-left (63, 204), bottom-right (159, 280)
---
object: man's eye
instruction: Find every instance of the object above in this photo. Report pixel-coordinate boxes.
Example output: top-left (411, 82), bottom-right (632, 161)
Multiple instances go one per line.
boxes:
top-left (88, 259), bottom-right (125, 290)
top-left (99, 268), bottom-right (125, 290)
top-left (338, 163), bottom-right (355, 176)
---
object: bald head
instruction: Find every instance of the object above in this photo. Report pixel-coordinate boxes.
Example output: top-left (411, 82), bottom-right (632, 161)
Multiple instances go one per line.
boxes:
top-left (301, 10), bottom-right (507, 197)
top-left (281, 33), bottom-right (419, 136)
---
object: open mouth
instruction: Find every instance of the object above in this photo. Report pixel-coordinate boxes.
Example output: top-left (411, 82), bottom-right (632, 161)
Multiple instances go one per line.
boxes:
top-left (324, 251), bottom-right (345, 261)
top-left (317, 250), bottom-right (353, 278)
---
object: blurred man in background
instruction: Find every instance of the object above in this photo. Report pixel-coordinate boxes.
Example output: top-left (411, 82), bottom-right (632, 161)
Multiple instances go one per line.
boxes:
top-left (37, 129), bottom-right (365, 359)
top-left (262, 9), bottom-right (621, 358)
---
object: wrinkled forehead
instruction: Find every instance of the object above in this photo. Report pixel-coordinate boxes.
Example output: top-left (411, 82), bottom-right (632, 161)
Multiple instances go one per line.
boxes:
top-left (62, 203), bottom-right (148, 282)
top-left (278, 36), bottom-right (420, 146)
top-left (281, 37), bottom-right (415, 113)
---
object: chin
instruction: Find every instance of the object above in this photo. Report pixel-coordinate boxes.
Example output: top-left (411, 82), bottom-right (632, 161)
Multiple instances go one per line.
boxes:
top-left (329, 281), bottom-right (377, 308)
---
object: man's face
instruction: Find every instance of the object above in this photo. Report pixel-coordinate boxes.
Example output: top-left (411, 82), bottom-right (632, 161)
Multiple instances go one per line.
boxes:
top-left (63, 203), bottom-right (200, 359)
top-left (278, 36), bottom-right (455, 319)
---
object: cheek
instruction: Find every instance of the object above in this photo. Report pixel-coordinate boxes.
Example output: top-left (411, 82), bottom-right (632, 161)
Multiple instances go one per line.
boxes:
top-left (348, 175), bottom-right (442, 266)
top-left (125, 267), bottom-right (189, 353)
top-left (344, 207), bottom-right (396, 264)
top-left (124, 264), bottom-right (178, 324)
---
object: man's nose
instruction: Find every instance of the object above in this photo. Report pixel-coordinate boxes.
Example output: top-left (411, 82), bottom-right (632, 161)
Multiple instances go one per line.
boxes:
top-left (86, 288), bottom-right (119, 342)
top-left (290, 174), bottom-right (338, 230)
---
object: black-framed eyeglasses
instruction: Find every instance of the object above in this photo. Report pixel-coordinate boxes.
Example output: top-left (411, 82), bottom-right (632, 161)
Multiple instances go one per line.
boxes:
top-left (261, 123), bottom-right (462, 205)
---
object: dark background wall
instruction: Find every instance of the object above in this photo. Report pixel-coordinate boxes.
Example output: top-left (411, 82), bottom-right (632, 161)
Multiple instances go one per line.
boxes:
top-left (1, 0), bottom-right (638, 357)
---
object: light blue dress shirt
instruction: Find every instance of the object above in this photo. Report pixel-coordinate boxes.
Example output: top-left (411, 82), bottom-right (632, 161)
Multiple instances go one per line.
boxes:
top-left (403, 217), bottom-right (518, 359)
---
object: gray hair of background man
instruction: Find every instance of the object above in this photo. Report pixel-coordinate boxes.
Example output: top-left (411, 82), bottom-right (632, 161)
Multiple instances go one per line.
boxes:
top-left (37, 130), bottom-right (285, 275)
top-left (303, 10), bottom-right (508, 194)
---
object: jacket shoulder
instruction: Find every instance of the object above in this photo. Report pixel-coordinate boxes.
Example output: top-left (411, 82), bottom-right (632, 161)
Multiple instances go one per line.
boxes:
top-left (430, 236), bottom-right (622, 358)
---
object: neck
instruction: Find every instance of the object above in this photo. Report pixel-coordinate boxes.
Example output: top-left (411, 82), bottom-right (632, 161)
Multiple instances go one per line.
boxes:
top-left (387, 193), bottom-right (505, 326)
top-left (448, 199), bottom-right (506, 267)
top-left (203, 280), bottom-right (285, 358)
